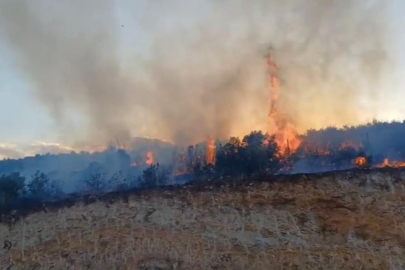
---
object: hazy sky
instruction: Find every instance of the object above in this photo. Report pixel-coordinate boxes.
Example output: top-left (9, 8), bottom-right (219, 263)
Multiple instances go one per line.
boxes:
top-left (0, 0), bottom-right (405, 158)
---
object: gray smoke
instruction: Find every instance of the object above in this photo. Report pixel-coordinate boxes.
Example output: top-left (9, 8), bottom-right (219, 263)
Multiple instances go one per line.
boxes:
top-left (0, 0), bottom-right (393, 147)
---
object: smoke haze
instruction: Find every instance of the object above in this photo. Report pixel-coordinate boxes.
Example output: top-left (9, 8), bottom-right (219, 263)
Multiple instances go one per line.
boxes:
top-left (0, 0), bottom-right (393, 147)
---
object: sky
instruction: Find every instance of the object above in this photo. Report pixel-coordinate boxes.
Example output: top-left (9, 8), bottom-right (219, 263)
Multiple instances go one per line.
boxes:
top-left (0, 0), bottom-right (405, 159)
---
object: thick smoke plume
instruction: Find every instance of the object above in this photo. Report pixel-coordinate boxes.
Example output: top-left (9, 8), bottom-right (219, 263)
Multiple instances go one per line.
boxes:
top-left (0, 0), bottom-right (391, 147)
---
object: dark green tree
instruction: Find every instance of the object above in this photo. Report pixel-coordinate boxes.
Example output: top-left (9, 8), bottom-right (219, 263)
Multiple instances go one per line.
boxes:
top-left (48, 180), bottom-right (64, 198)
top-left (28, 171), bottom-right (50, 196)
top-left (109, 171), bottom-right (129, 191)
top-left (0, 173), bottom-right (25, 206)
top-left (215, 131), bottom-right (280, 176)
top-left (216, 137), bottom-right (244, 176)
top-left (85, 171), bottom-right (106, 192)
top-left (140, 163), bottom-right (170, 188)
top-left (83, 162), bottom-right (107, 192)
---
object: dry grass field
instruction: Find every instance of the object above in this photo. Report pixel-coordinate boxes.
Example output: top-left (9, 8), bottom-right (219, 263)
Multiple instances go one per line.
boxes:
top-left (1, 169), bottom-right (405, 269)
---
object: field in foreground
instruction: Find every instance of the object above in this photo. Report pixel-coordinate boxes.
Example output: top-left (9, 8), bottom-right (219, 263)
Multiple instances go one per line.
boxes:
top-left (1, 169), bottom-right (405, 269)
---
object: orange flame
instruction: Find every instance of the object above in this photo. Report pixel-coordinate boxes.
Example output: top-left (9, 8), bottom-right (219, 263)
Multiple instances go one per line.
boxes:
top-left (146, 151), bottom-right (154, 165)
top-left (377, 158), bottom-right (405, 168)
top-left (266, 54), bottom-right (301, 155)
top-left (206, 138), bottom-right (216, 165)
top-left (355, 157), bottom-right (367, 167)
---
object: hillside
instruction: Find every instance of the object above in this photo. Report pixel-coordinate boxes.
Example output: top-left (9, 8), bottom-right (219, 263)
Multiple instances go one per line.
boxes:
top-left (1, 169), bottom-right (405, 269)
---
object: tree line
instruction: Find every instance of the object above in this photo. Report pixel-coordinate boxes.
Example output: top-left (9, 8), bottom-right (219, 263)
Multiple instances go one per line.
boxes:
top-left (0, 129), bottom-right (374, 211)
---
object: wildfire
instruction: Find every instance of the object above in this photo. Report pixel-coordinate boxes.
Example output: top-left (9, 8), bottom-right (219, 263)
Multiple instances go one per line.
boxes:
top-left (206, 138), bottom-right (216, 165)
top-left (317, 149), bottom-right (331, 156)
top-left (340, 141), bottom-right (363, 151)
top-left (174, 152), bottom-right (192, 176)
top-left (299, 142), bottom-right (332, 156)
top-left (377, 158), bottom-right (405, 168)
top-left (146, 151), bottom-right (154, 165)
top-left (266, 54), bottom-right (301, 155)
top-left (355, 157), bottom-right (367, 167)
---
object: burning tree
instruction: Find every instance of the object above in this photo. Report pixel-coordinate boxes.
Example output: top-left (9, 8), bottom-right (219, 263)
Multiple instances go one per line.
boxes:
top-left (206, 138), bottom-right (216, 166)
top-left (266, 54), bottom-right (301, 155)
